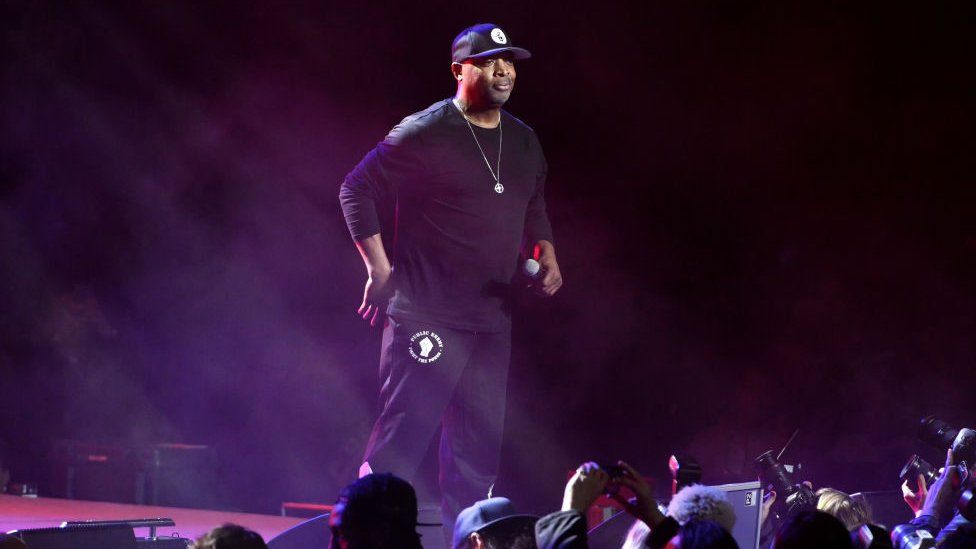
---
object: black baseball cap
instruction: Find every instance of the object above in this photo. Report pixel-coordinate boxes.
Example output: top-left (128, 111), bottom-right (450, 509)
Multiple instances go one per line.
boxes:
top-left (336, 474), bottom-right (417, 527)
top-left (452, 497), bottom-right (538, 549)
top-left (451, 24), bottom-right (532, 63)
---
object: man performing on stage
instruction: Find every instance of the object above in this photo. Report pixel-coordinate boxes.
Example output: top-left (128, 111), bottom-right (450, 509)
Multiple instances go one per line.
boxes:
top-left (339, 23), bottom-right (562, 528)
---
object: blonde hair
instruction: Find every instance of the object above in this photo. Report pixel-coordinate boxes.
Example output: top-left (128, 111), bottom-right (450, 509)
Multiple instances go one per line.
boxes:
top-left (815, 488), bottom-right (871, 531)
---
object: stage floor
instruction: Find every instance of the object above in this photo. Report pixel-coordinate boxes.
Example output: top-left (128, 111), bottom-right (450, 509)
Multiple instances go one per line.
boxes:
top-left (0, 494), bottom-right (304, 542)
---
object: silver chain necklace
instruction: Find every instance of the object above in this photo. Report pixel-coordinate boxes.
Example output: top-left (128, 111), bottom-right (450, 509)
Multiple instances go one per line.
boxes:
top-left (453, 98), bottom-right (504, 194)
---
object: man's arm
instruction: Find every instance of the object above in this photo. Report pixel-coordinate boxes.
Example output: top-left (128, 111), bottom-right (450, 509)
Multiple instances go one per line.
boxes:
top-left (340, 160), bottom-right (394, 327)
top-left (892, 448), bottom-right (968, 548)
top-left (532, 462), bottom-right (607, 549)
top-left (534, 510), bottom-right (588, 549)
top-left (355, 234), bottom-right (393, 327)
top-left (525, 138), bottom-right (561, 297)
top-left (339, 121), bottom-right (420, 326)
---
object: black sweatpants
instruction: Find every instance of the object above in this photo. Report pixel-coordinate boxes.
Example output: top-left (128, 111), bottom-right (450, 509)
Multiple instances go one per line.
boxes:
top-left (361, 315), bottom-right (511, 530)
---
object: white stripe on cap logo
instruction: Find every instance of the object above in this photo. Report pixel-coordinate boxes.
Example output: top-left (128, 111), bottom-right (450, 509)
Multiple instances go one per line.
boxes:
top-left (490, 28), bottom-right (508, 44)
top-left (408, 330), bottom-right (444, 364)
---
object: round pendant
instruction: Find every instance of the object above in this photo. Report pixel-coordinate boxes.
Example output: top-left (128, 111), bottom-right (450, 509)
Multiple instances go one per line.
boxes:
top-left (494, 182), bottom-right (504, 194)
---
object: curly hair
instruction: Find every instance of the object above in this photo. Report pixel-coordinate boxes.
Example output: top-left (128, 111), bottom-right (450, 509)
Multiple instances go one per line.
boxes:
top-left (666, 484), bottom-right (737, 533)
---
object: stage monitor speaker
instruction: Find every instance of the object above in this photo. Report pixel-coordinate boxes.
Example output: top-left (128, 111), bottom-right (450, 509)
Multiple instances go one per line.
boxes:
top-left (51, 440), bottom-right (144, 504)
top-left (11, 524), bottom-right (137, 549)
top-left (268, 513), bottom-right (330, 549)
top-left (137, 538), bottom-right (193, 548)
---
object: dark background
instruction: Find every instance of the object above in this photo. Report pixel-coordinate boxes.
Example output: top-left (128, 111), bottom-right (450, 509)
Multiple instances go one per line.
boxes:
top-left (1, 0), bottom-right (973, 515)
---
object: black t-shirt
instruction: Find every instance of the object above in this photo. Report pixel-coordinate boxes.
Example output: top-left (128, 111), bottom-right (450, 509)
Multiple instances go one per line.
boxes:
top-left (339, 99), bottom-right (553, 332)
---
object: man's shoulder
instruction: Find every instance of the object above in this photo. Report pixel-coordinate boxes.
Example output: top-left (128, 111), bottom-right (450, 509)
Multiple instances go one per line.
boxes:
top-left (501, 110), bottom-right (543, 150)
top-left (382, 100), bottom-right (453, 147)
top-left (501, 110), bottom-right (537, 135)
top-left (395, 100), bottom-right (453, 132)
top-left (501, 110), bottom-right (544, 153)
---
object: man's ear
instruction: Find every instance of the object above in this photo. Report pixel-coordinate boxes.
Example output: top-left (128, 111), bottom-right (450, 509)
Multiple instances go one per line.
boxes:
top-left (451, 62), bottom-right (464, 81)
top-left (469, 531), bottom-right (485, 549)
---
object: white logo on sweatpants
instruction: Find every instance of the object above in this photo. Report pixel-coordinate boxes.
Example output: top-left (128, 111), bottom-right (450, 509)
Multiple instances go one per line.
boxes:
top-left (408, 330), bottom-right (444, 364)
top-left (418, 337), bottom-right (434, 357)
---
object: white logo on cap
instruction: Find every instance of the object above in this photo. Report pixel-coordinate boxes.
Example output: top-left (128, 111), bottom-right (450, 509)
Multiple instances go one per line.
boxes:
top-left (490, 28), bottom-right (508, 44)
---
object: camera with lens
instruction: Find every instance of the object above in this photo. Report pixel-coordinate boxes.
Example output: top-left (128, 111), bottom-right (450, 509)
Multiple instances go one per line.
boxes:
top-left (598, 462), bottom-right (627, 496)
top-left (754, 450), bottom-right (817, 518)
top-left (918, 416), bottom-right (975, 466)
top-left (599, 463), bottom-right (626, 479)
top-left (899, 454), bottom-right (939, 490)
top-left (890, 523), bottom-right (936, 549)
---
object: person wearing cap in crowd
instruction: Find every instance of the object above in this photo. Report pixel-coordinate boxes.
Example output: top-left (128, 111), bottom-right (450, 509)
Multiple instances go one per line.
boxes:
top-left (340, 22), bottom-right (562, 531)
top-left (329, 473), bottom-right (423, 549)
top-left (453, 497), bottom-right (539, 548)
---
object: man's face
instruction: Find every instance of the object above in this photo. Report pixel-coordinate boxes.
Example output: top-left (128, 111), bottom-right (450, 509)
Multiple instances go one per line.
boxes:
top-left (456, 53), bottom-right (516, 107)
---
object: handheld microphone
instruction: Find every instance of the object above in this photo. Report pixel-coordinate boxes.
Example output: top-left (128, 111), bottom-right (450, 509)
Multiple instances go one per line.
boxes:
top-left (522, 258), bottom-right (541, 279)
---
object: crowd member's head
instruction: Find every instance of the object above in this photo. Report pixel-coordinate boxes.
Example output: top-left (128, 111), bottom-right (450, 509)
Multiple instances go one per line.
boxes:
top-left (815, 488), bottom-right (871, 531)
top-left (666, 519), bottom-right (739, 549)
top-left (453, 497), bottom-right (538, 549)
top-left (191, 524), bottom-right (267, 549)
top-left (667, 484), bottom-right (737, 533)
top-left (772, 510), bottom-right (853, 549)
top-left (329, 473), bottom-right (421, 549)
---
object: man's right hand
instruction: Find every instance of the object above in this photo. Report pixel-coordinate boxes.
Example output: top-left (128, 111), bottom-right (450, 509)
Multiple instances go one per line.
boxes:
top-left (902, 474), bottom-right (929, 517)
top-left (359, 268), bottom-right (393, 327)
top-left (562, 462), bottom-right (609, 513)
top-left (354, 234), bottom-right (394, 327)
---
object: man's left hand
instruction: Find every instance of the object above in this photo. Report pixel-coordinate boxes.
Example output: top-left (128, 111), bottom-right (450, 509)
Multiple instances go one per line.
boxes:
top-left (533, 241), bottom-right (563, 297)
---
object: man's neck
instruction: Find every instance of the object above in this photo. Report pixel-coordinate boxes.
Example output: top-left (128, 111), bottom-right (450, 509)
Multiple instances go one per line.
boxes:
top-left (453, 96), bottom-right (501, 128)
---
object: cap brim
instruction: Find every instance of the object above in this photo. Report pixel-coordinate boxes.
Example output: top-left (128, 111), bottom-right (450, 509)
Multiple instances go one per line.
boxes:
top-left (476, 514), bottom-right (539, 533)
top-left (463, 46), bottom-right (532, 61)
